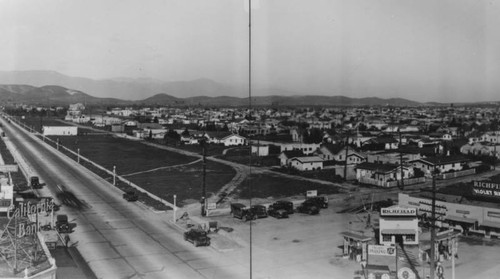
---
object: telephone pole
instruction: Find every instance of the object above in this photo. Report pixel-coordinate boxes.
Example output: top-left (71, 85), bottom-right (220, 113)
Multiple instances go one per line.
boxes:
top-left (399, 129), bottom-right (404, 189)
top-left (344, 133), bottom-right (349, 179)
top-left (430, 172), bottom-right (437, 279)
top-left (201, 142), bottom-right (207, 216)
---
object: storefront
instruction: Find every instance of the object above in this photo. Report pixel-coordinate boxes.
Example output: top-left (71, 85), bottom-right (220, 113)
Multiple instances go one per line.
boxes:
top-left (379, 206), bottom-right (419, 245)
top-left (340, 231), bottom-right (372, 262)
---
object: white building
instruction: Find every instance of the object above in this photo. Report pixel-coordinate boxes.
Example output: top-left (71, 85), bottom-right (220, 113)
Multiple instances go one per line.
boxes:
top-left (379, 205), bottom-right (419, 246)
top-left (42, 126), bottom-right (78, 136)
top-left (289, 156), bottom-right (324, 171)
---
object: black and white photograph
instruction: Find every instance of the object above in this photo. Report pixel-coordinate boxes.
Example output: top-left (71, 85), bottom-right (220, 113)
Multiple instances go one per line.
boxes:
top-left (0, 0), bottom-right (499, 278)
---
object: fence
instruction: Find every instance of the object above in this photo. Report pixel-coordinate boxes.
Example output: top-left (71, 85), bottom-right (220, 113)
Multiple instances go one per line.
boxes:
top-left (358, 176), bottom-right (426, 188)
top-left (436, 168), bottom-right (476, 180)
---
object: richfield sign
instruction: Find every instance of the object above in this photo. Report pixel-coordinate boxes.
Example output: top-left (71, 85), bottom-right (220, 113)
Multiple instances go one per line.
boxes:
top-left (380, 207), bottom-right (416, 216)
top-left (473, 181), bottom-right (500, 198)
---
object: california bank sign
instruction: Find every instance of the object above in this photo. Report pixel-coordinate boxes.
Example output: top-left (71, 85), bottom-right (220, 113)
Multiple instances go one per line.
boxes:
top-left (7, 198), bottom-right (54, 238)
top-left (380, 206), bottom-right (416, 216)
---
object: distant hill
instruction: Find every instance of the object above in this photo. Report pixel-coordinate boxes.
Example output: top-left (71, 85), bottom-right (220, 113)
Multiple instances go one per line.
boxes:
top-left (0, 71), bottom-right (245, 100)
top-left (0, 84), bottom-right (129, 105)
top-left (0, 84), bottom-right (428, 107)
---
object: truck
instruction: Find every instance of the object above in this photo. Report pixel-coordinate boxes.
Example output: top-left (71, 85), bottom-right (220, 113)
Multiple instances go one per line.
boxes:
top-left (230, 203), bottom-right (256, 221)
top-left (183, 229), bottom-right (211, 247)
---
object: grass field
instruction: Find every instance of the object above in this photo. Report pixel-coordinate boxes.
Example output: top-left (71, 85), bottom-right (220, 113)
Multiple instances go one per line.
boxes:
top-left (51, 134), bottom-right (236, 204)
top-left (55, 134), bottom-right (197, 173)
top-left (125, 161), bottom-right (235, 205)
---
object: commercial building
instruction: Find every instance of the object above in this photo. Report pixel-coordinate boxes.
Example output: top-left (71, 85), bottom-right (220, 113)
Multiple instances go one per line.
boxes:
top-left (42, 126), bottom-right (78, 136)
top-left (398, 189), bottom-right (500, 237)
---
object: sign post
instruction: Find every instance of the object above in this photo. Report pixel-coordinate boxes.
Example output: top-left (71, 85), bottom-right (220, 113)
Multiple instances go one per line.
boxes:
top-left (173, 195), bottom-right (176, 223)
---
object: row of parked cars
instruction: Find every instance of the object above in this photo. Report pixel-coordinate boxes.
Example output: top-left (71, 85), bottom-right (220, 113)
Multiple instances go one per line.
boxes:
top-left (230, 196), bottom-right (329, 220)
top-left (182, 196), bottom-right (329, 248)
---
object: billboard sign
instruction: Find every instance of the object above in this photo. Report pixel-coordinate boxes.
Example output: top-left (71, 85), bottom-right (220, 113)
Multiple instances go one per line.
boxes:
top-left (306, 190), bottom-right (317, 198)
top-left (381, 206), bottom-right (416, 216)
top-left (367, 245), bottom-right (396, 257)
top-left (473, 181), bottom-right (500, 198)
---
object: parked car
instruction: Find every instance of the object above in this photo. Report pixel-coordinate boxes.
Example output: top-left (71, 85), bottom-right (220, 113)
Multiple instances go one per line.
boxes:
top-left (296, 200), bottom-right (320, 215)
top-left (269, 200), bottom-right (294, 215)
top-left (55, 214), bottom-right (77, 233)
top-left (30, 176), bottom-right (41, 189)
top-left (268, 208), bottom-right (289, 219)
top-left (231, 203), bottom-right (256, 221)
top-left (250, 204), bottom-right (268, 218)
top-left (306, 196), bottom-right (329, 208)
top-left (183, 229), bottom-right (211, 247)
top-left (123, 191), bottom-right (139, 202)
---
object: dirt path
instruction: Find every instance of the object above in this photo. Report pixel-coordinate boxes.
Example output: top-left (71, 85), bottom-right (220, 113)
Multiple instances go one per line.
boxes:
top-left (120, 158), bottom-right (202, 177)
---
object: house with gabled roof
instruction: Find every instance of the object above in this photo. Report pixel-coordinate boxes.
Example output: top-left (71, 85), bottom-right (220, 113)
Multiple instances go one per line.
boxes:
top-left (316, 143), bottom-right (366, 164)
top-left (278, 150), bottom-right (305, 167)
top-left (355, 162), bottom-right (413, 185)
top-left (410, 155), bottom-right (470, 176)
top-left (289, 156), bottom-right (324, 171)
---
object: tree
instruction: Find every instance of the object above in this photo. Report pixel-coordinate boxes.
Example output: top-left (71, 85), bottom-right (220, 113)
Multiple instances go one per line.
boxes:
top-left (164, 129), bottom-right (180, 145)
top-left (181, 128), bottom-right (190, 138)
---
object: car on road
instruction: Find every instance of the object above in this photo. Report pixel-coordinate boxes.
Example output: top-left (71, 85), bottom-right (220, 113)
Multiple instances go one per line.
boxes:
top-left (306, 196), bottom-right (329, 208)
top-left (183, 229), bottom-right (211, 247)
top-left (269, 200), bottom-right (294, 215)
top-left (250, 204), bottom-right (268, 218)
top-left (123, 191), bottom-right (139, 202)
top-left (267, 208), bottom-right (289, 219)
top-left (55, 214), bottom-right (77, 233)
top-left (230, 203), bottom-right (256, 221)
top-left (296, 200), bottom-right (320, 215)
top-left (30, 176), bottom-right (41, 189)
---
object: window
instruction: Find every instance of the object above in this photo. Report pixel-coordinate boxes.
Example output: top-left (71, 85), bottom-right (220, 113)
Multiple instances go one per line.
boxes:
top-left (405, 234), bottom-right (415, 242)
top-left (488, 211), bottom-right (500, 218)
top-left (382, 234), bottom-right (392, 242)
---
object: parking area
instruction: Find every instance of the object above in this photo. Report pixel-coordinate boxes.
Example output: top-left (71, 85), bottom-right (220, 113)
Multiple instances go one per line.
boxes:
top-left (197, 196), bottom-right (376, 278)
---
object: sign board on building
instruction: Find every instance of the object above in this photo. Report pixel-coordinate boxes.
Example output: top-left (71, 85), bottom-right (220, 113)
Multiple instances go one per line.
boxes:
top-left (306, 190), bottom-right (317, 198)
top-left (381, 206), bottom-right (416, 216)
top-left (206, 203), bottom-right (217, 210)
top-left (0, 164), bottom-right (18, 173)
top-left (472, 181), bottom-right (500, 198)
top-left (367, 245), bottom-right (396, 257)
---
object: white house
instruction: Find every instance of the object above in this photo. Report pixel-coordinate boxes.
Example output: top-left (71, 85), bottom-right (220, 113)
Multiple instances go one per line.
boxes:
top-left (42, 126), bottom-right (78, 136)
top-left (289, 156), bottom-right (324, 171)
top-left (220, 134), bottom-right (246, 146)
top-left (251, 145), bottom-right (269, 157)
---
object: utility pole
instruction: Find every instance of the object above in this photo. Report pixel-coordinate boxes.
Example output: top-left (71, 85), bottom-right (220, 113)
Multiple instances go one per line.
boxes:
top-left (399, 129), bottom-right (404, 189)
top-left (201, 142), bottom-right (207, 216)
top-left (430, 172), bottom-right (437, 279)
top-left (344, 133), bottom-right (349, 179)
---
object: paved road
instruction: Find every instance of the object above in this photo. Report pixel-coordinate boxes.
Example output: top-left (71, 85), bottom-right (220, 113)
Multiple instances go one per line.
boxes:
top-left (1, 117), bottom-right (244, 279)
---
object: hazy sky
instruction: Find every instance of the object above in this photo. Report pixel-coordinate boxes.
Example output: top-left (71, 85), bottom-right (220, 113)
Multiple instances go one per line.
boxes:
top-left (1, 0), bottom-right (499, 102)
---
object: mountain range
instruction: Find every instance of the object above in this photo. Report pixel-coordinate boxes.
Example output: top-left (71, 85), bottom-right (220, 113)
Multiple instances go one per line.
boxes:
top-left (0, 70), bottom-right (426, 107)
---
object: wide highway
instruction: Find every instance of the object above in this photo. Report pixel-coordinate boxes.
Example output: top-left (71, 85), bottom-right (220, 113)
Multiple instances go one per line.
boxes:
top-left (0, 116), bottom-right (243, 279)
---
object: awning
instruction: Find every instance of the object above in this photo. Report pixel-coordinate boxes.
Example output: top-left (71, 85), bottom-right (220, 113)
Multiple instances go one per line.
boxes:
top-left (435, 230), bottom-right (461, 241)
top-left (381, 229), bottom-right (416, 235)
top-left (445, 215), bottom-right (477, 224)
top-left (340, 231), bottom-right (372, 242)
top-left (480, 221), bottom-right (500, 229)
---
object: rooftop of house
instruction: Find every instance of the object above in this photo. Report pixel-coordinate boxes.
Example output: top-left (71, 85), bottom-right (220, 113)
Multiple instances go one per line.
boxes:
top-left (290, 156), bottom-right (324, 163)
top-left (411, 155), bottom-right (469, 165)
top-left (356, 162), bottom-right (401, 173)
top-left (281, 150), bottom-right (305, 158)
